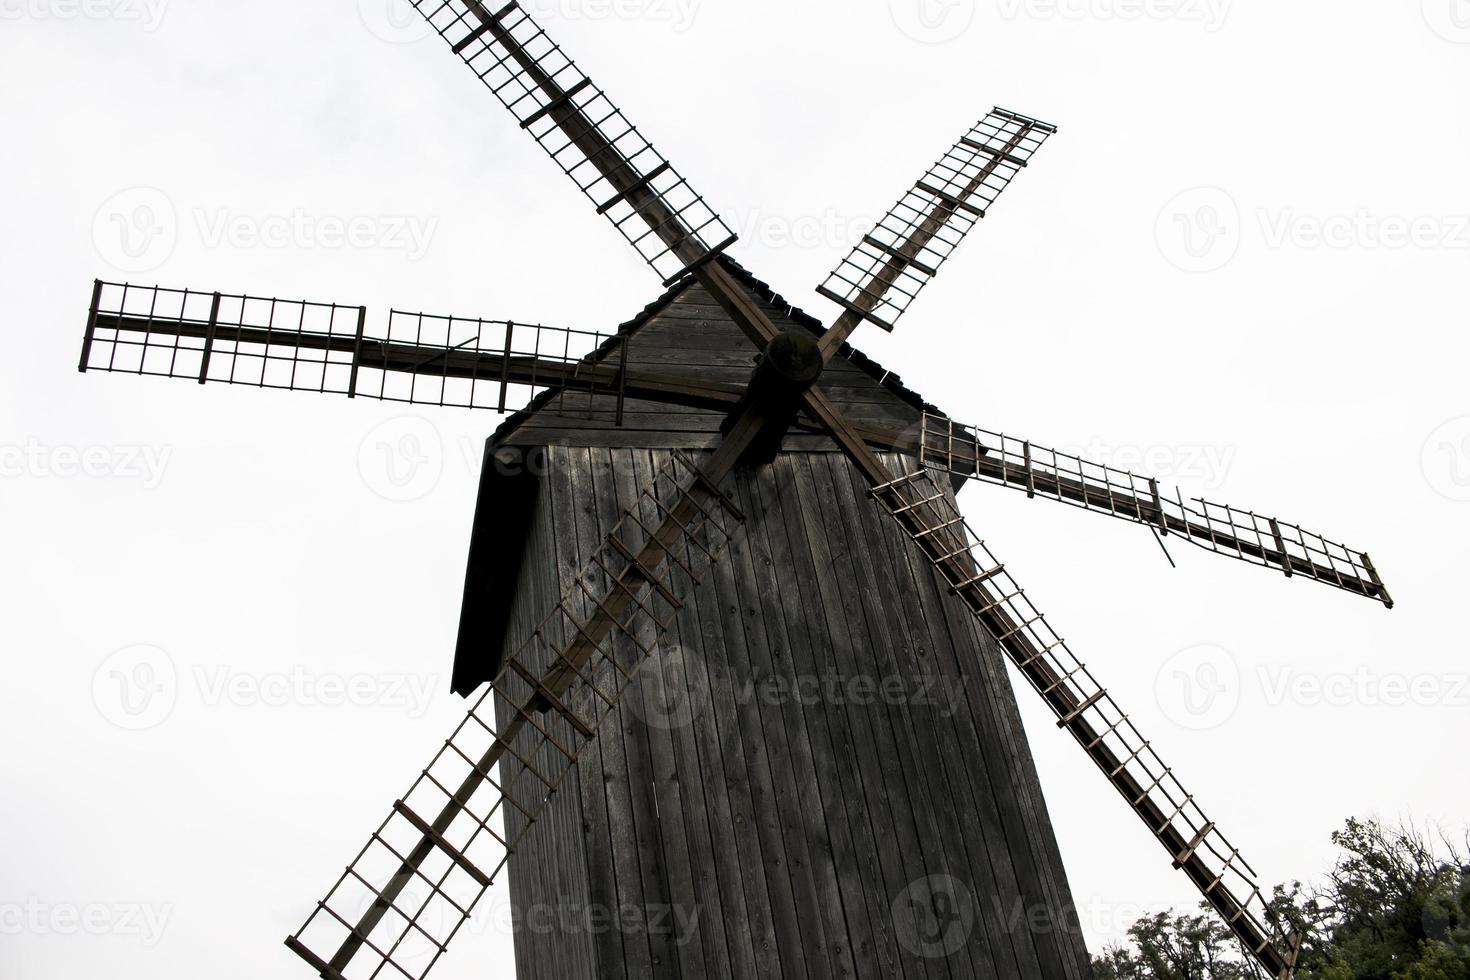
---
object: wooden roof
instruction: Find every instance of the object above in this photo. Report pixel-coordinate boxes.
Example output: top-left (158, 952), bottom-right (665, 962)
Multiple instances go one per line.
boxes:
top-left (491, 257), bottom-right (939, 452)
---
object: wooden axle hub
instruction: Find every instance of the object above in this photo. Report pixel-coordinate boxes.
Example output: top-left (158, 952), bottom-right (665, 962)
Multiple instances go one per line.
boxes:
top-left (722, 329), bottom-right (826, 465)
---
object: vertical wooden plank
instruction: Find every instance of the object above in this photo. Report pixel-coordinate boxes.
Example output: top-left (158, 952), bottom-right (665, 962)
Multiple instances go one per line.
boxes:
top-left (540, 445), bottom-right (604, 980)
top-left (500, 443), bottom-right (570, 979)
top-left (78, 279), bottom-right (104, 373)
top-left (623, 448), bottom-right (715, 978)
top-left (711, 474), bottom-right (812, 980)
top-left (640, 449), bottom-right (759, 980)
top-left (800, 453), bottom-right (948, 980)
top-left (867, 456), bottom-right (1051, 980)
top-left (594, 447), bottom-right (682, 980)
top-left (744, 459), bottom-right (856, 979)
top-left (197, 292), bottom-right (223, 384)
top-left (681, 464), bottom-right (787, 980)
top-left (821, 452), bottom-right (1000, 980)
top-left (772, 454), bottom-right (898, 977)
top-left (569, 446), bottom-right (647, 980)
top-left (909, 479), bottom-right (1092, 978)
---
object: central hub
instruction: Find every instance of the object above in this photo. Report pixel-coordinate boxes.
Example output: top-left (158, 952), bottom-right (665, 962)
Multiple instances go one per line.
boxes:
top-left (723, 329), bottom-right (826, 466)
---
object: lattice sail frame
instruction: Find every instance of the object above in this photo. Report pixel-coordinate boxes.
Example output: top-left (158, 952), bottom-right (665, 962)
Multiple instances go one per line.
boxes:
top-left (817, 107), bottom-right (1057, 331)
top-left (915, 413), bottom-right (1392, 607)
top-left (78, 281), bottom-right (631, 415)
top-left (415, 0), bottom-right (736, 285)
top-left (287, 451), bottom-right (745, 980)
top-left (868, 462), bottom-right (1302, 979)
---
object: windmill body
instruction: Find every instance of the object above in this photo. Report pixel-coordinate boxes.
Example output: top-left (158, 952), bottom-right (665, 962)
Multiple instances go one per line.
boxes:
top-left (75, 4), bottom-right (1395, 978)
top-left (452, 269), bottom-right (1092, 978)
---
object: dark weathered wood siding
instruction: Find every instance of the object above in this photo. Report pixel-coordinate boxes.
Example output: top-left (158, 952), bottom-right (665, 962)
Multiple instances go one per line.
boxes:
top-left (490, 446), bottom-right (1092, 979)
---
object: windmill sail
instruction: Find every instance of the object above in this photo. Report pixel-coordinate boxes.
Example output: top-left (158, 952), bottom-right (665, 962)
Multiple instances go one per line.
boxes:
top-left (868, 462), bottom-right (1302, 979)
top-left (286, 451), bottom-right (745, 980)
top-left (78, 280), bottom-right (648, 415)
top-left (816, 107), bottom-right (1056, 341)
top-left (915, 412), bottom-right (1392, 607)
top-left (414, 0), bottom-right (736, 285)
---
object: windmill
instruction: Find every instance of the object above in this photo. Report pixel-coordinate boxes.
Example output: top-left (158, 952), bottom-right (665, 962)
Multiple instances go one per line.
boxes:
top-left (76, 2), bottom-right (1394, 978)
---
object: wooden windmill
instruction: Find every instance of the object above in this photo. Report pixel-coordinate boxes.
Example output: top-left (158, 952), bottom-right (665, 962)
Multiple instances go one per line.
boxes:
top-left (77, 3), bottom-right (1394, 978)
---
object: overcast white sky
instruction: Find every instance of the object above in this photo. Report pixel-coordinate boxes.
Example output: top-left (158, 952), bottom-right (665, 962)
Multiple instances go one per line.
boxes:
top-left (2, 0), bottom-right (1467, 976)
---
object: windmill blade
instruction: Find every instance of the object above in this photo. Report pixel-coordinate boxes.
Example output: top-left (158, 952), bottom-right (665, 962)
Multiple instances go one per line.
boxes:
top-left (78, 279), bottom-right (745, 418)
top-left (914, 412), bottom-right (1393, 607)
top-left (866, 463), bottom-right (1303, 979)
top-left (815, 107), bottom-right (1057, 347)
top-left (286, 450), bottom-right (745, 980)
top-left (414, 0), bottom-right (736, 285)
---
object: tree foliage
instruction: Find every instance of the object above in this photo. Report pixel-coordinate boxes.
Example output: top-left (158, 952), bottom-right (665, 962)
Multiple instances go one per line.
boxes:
top-left (1093, 818), bottom-right (1470, 980)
